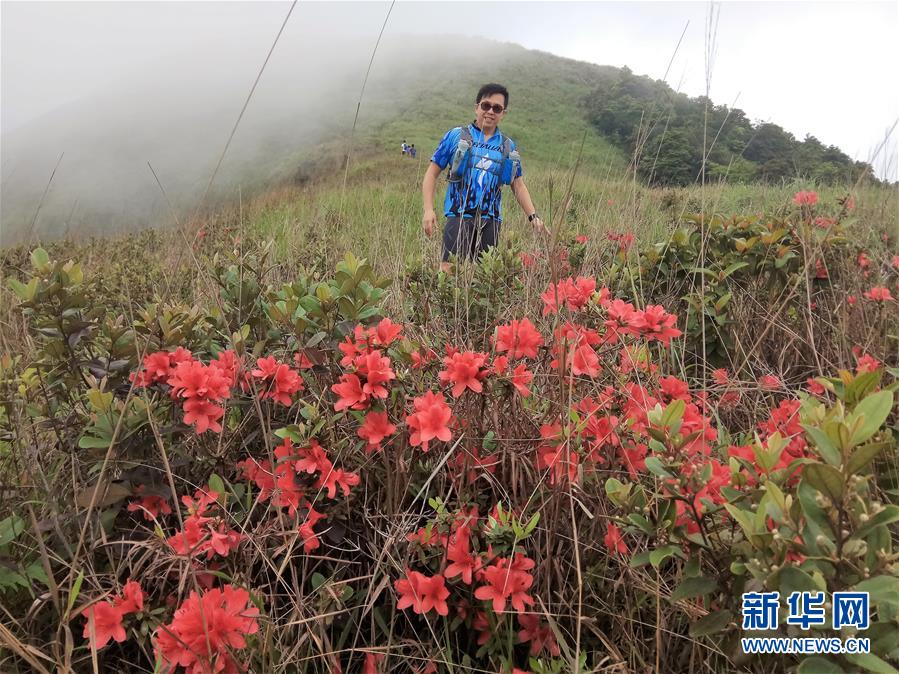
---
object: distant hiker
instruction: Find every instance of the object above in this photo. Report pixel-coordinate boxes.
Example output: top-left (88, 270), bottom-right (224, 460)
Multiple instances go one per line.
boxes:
top-left (409, 144), bottom-right (417, 159)
top-left (422, 83), bottom-right (544, 272)
top-left (401, 139), bottom-right (408, 155)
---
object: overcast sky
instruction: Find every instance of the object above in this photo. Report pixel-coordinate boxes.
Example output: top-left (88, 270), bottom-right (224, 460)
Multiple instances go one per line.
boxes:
top-left (2, 0), bottom-right (897, 180)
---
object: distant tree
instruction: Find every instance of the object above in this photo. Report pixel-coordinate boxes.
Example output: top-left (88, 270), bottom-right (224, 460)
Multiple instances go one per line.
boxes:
top-left (639, 128), bottom-right (697, 186)
top-left (584, 67), bottom-right (875, 186)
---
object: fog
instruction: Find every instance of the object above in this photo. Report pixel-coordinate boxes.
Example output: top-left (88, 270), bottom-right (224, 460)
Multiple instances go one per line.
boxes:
top-left (1, 3), bottom-right (497, 244)
top-left (3, 1), bottom-right (896, 246)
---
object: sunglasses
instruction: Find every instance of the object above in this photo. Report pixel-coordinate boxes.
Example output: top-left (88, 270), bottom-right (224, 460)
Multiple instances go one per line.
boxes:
top-left (478, 101), bottom-right (505, 114)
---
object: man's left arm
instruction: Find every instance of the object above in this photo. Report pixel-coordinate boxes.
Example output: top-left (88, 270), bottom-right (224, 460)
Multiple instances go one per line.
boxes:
top-left (511, 176), bottom-right (547, 234)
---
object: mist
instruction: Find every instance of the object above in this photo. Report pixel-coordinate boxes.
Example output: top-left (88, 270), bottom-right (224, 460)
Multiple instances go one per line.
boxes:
top-left (0, 2), bottom-right (515, 245)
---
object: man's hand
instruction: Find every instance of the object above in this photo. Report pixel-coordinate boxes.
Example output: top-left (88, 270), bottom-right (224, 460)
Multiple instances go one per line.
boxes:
top-left (422, 209), bottom-right (438, 236)
top-left (531, 216), bottom-right (549, 236)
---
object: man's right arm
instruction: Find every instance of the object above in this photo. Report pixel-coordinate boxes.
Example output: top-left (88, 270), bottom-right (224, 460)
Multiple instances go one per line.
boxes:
top-left (421, 162), bottom-right (442, 236)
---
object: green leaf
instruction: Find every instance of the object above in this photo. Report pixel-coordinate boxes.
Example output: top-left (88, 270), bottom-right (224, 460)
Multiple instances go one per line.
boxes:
top-left (30, 247), bottom-right (50, 271)
top-left (644, 456), bottom-right (674, 478)
top-left (649, 545), bottom-right (681, 568)
top-left (78, 435), bottom-right (112, 449)
top-left (844, 653), bottom-right (899, 674)
top-left (0, 515), bottom-right (25, 547)
top-left (803, 464), bottom-right (844, 502)
top-left (856, 506), bottom-right (899, 539)
top-left (853, 575), bottom-right (899, 608)
top-left (850, 390), bottom-right (895, 446)
top-left (628, 551), bottom-right (652, 568)
top-left (66, 570), bottom-right (84, 617)
top-left (724, 504), bottom-right (757, 539)
top-left (208, 474), bottom-right (226, 498)
top-left (671, 576), bottom-right (717, 602)
top-left (798, 657), bottom-right (845, 674)
top-left (778, 566), bottom-right (822, 597)
top-left (846, 441), bottom-right (889, 475)
top-left (688, 610), bottom-right (732, 637)
top-left (802, 424), bottom-right (842, 467)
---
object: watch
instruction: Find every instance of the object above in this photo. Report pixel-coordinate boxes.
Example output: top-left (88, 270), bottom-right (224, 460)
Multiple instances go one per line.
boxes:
top-left (528, 213), bottom-right (540, 222)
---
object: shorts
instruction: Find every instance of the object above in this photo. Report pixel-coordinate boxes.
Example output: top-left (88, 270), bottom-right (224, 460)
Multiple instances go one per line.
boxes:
top-left (442, 215), bottom-right (501, 262)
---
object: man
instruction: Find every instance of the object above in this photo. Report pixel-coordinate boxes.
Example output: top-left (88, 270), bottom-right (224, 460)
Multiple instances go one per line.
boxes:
top-left (422, 83), bottom-right (544, 272)
top-left (401, 139), bottom-right (408, 155)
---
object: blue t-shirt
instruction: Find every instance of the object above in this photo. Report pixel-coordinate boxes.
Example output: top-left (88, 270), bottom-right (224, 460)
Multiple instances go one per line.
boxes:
top-left (430, 123), bottom-right (523, 221)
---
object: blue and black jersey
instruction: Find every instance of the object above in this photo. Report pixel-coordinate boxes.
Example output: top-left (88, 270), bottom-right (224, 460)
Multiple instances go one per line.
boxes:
top-left (431, 123), bottom-right (523, 222)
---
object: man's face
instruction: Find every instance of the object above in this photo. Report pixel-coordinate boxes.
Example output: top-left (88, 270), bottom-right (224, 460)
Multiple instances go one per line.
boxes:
top-left (475, 92), bottom-right (506, 129)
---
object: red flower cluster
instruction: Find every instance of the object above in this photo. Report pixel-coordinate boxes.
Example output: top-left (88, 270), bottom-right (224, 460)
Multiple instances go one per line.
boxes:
top-left (439, 350), bottom-right (490, 397)
top-left (606, 231), bottom-right (635, 251)
top-left (540, 276), bottom-right (597, 315)
top-left (332, 349), bottom-right (397, 411)
top-left (82, 580), bottom-right (144, 649)
top-left (394, 570), bottom-right (451, 615)
top-left (239, 435), bottom-right (359, 544)
top-left (474, 553), bottom-right (536, 614)
top-left (167, 488), bottom-right (242, 560)
top-left (864, 286), bottom-right (893, 302)
top-left (792, 190), bottom-right (818, 206)
top-left (406, 391), bottom-right (454, 452)
top-left (494, 318), bottom-right (543, 359)
top-left (127, 484), bottom-right (172, 521)
top-left (250, 356), bottom-right (303, 406)
top-left (155, 584), bottom-right (260, 674)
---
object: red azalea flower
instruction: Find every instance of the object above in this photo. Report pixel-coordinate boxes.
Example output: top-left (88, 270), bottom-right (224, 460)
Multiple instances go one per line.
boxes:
top-left (856, 353), bottom-right (881, 374)
top-left (627, 305), bottom-right (682, 345)
top-left (570, 342), bottom-right (600, 377)
top-left (864, 286), bottom-right (893, 301)
top-left (169, 360), bottom-right (231, 402)
top-left (394, 571), bottom-right (450, 616)
top-left (127, 485), bottom-right (172, 520)
top-left (792, 190), bottom-right (818, 206)
top-left (293, 351), bottom-right (314, 370)
top-left (494, 318), bottom-right (544, 359)
top-left (806, 378), bottom-right (826, 396)
top-left (210, 350), bottom-right (241, 387)
top-left (474, 557), bottom-right (535, 614)
top-left (439, 350), bottom-right (489, 397)
top-left (659, 376), bottom-right (690, 402)
top-left (299, 507), bottom-right (326, 552)
top-left (182, 398), bottom-right (225, 434)
top-left (443, 530), bottom-right (479, 585)
top-left (82, 601), bottom-right (126, 649)
top-left (357, 410), bottom-right (397, 451)
top-left (406, 391), bottom-right (453, 452)
top-left (373, 317), bottom-right (403, 346)
top-left (115, 580), bottom-right (144, 615)
top-left (295, 439), bottom-right (331, 475)
top-left (154, 585), bottom-right (260, 674)
top-left (517, 613), bottom-right (561, 657)
top-left (363, 653), bottom-right (385, 674)
top-left (510, 364), bottom-right (533, 398)
top-left (493, 355), bottom-right (509, 375)
top-left (316, 466), bottom-right (360, 499)
top-left (354, 350), bottom-right (396, 399)
top-left (603, 523), bottom-right (628, 555)
top-left (332, 373), bottom-right (370, 411)
top-left (251, 356), bottom-right (303, 406)
top-left (712, 368), bottom-right (730, 386)
top-left (411, 348), bottom-right (438, 369)
top-left (759, 374), bottom-right (783, 391)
